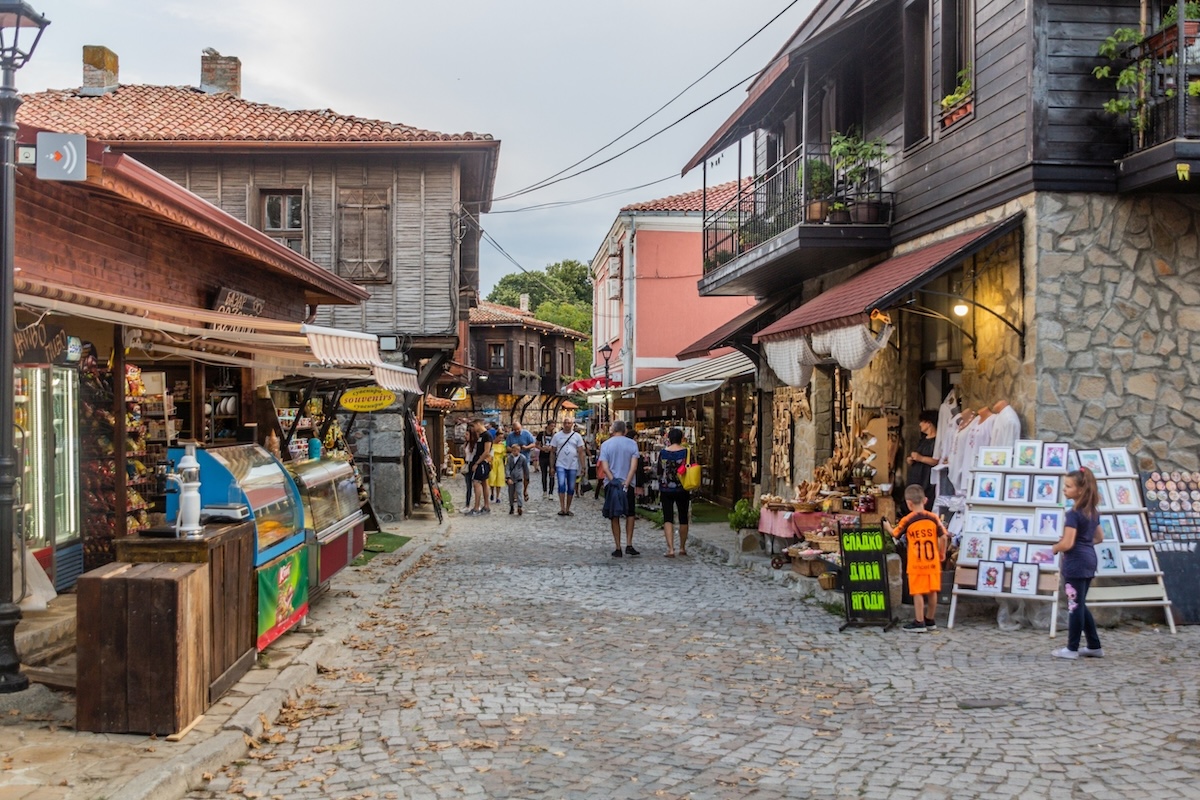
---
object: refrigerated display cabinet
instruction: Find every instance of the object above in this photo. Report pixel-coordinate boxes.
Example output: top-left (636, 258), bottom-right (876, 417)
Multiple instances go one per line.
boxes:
top-left (286, 458), bottom-right (366, 592)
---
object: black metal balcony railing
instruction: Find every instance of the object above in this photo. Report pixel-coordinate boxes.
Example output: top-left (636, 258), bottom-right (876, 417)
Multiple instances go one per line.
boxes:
top-left (1117, 19), bottom-right (1200, 154)
top-left (702, 144), bottom-right (894, 275)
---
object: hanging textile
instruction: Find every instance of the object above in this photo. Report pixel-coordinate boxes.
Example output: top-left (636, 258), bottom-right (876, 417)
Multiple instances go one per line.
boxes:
top-left (823, 324), bottom-right (893, 370)
top-left (763, 336), bottom-right (820, 388)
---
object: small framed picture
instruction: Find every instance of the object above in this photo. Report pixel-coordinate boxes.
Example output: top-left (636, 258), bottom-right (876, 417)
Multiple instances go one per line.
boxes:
top-left (1097, 515), bottom-right (1119, 542)
top-left (1095, 543), bottom-right (1123, 574)
top-left (1042, 442), bottom-right (1069, 471)
top-left (1116, 514), bottom-right (1148, 543)
top-left (1077, 449), bottom-right (1107, 476)
top-left (972, 472), bottom-right (1003, 501)
top-left (1108, 478), bottom-right (1141, 510)
top-left (990, 539), bottom-right (1027, 563)
top-left (1025, 544), bottom-right (1059, 570)
top-left (978, 447), bottom-right (1012, 469)
top-left (1101, 447), bottom-right (1135, 477)
top-left (1096, 481), bottom-right (1113, 511)
top-left (965, 512), bottom-right (998, 533)
top-left (975, 560), bottom-right (1006, 592)
top-left (959, 532), bottom-right (989, 564)
top-left (1120, 549), bottom-right (1155, 574)
top-left (1014, 440), bottom-right (1043, 469)
top-left (1067, 449), bottom-right (1080, 472)
top-left (1033, 508), bottom-right (1064, 539)
top-left (1004, 474), bottom-right (1031, 503)
top-left (1010, 562), bottom-right (1040, 595)
top-left (1032, 475), bottom-right (1061, 504)
top-left (1000, 513), bottom-right (1033, 536)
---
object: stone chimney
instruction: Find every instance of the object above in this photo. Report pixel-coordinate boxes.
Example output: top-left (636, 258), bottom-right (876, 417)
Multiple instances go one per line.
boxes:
top-left (200, 48), bottom-right (241, 97)
top-left (519, 293), bottom-right (530, 313)
top-left (81, 45), bottom-right (118, 95)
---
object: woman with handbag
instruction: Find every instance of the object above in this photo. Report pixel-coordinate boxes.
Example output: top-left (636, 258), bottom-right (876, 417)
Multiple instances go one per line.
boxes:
top-left (658, 427), bottom-right (692, 557)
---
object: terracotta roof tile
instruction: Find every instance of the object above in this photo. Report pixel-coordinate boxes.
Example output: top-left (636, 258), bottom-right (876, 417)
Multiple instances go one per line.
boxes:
top-left (470, 301), bottom-right (586, 339)
top-left (17, 85), bottom-right (494, 144)
top-left (620, 178), bottom-right (749, 213)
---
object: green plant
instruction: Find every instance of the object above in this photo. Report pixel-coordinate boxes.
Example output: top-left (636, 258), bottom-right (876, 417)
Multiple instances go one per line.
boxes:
top-left (830, 200), bottom-right (848, 211)
top-left (800, 157), bottom-right (833, 199)
top-left (1160, 1), bottom-right (1200, 30)
top-left (1093, 27), bottom-right (1150, 130)
top-left (830, 127), bottom-right (890, 191)
top-left (728, 498), bottom-right (760, 531)
top-left (940, 63), bottom-right (973, 111)
top-left (703, 249), bottom-right (735, 270)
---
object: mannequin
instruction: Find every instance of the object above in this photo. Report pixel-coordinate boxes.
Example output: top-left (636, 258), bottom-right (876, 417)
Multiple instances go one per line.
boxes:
top-left (990, 400), bottom-right (1021, 448)
top-left (947, 408), bottom-right (977, 494)
top-left (932, 388), bottom-right (960, 463)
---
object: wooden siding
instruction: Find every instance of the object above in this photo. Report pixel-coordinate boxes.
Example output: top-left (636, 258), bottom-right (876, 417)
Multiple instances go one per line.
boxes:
top-left (134, 152), bottom-right (465, 340)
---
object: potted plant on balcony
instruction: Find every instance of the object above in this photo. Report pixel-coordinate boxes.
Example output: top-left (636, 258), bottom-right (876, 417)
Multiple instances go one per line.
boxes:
top-left (801, 158), bottom-right (834, 222)
top-left (939, 63), bottom-right (973, 129)
top-left (1145, 1), bottom-right (1200, 59)
top-left (826, 200), bottom-right (851, 224)
top-left (1093, 26), bottom-right (1150, 134)
top-left (831, 127), bottom-right (890, 223)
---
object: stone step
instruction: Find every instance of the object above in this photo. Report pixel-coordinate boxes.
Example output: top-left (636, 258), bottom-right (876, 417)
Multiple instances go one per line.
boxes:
top-left (15, 593), bottom-right (76, 666)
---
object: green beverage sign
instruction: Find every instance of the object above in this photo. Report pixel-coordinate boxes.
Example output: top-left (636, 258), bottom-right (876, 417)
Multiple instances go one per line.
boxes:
top-left (257, 547), bottom-right (309, 650)
top-left (838, 525), bottom-right (894, 630)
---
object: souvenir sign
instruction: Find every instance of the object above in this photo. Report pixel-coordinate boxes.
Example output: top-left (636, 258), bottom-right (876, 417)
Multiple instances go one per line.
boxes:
top-left (838, 526), bottom-right (895, 630)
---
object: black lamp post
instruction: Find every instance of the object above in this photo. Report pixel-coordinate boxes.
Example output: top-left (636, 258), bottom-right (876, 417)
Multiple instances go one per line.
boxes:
top-left (598, 343), bottom-right (613, 428)
top-left (0, 1), bottom-right (48, 695)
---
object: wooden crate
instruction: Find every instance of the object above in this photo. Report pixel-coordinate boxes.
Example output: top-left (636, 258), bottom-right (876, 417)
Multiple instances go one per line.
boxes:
top-left (76, 561), bottom-right (210, 735)
top-left (115, 522), bottom-right (256, 702)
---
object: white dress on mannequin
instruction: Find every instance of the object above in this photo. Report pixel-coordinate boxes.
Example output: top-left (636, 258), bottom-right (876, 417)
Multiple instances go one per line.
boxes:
top-left (990, 403), bottom-right (1021, 448)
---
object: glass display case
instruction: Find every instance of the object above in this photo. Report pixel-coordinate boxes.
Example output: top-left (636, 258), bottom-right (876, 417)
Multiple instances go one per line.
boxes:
top-left (169, 443), bottom-right (304, 566)
top-left (287, 458), bottom-right (367, 592)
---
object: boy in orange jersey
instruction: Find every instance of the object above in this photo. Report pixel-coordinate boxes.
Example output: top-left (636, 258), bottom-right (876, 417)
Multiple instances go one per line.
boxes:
top-left (883, 484), bottom-right (949, 632)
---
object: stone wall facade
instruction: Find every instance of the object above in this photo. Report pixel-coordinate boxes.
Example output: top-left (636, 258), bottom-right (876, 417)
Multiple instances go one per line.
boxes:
top-left (1034, 192), bottom-right (1200, 471)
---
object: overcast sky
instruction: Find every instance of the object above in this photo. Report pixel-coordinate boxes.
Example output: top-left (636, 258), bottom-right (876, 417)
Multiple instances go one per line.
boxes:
top-left (19, 0), bottom-right (816, 297)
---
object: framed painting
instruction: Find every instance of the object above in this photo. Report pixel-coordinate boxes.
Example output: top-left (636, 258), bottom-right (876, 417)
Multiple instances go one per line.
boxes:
top-left (1120, 549), bottom-right (1155, 574)
top-left (959, 533), bottom-right (989, 564)
top-left (1116, 514), bottom-right (1149, 543)
top-left (1025, 543), bottom-right (1059, 570)
top-left (978, 447), bottom-right (1012, 469)
top-left (1014, 440), bottom-right (1043, 469)
top-left (972, 472), bottom-right (1003, 502)
top-left (1033, 508), bottom-right (1064, 539)
top-left (975, 560), bottom-right (1006, 592)
top-left (1095, 543), bottom-right (1123, 575)
top-left (1042, 442), bottom-right (1069, 471)
top-left (1077, 449), bottom-right (1107, 476)
top-left (1096, 481), bottom-right (1113, 511)
top-left (1010, 562), bottom-right (1040, 595)
top-left (965, 512), bottom-right (998, 533)
top-left (999, 513), bottom-right (1033, 536)
top-left (1097, 515), bottom-right (1119, 543)
top-left (1032, 475), bottom-right (1061, 505)
top-left (1067, 449), bottom-right (1080, 472)
top-left (1101, 447), bottom-right (1135, 478)
top-left (990, 539), bottom-right (1027, 563)
top-left (1004, 474), bottom-right (1032, 503)
top-left (1108, 479), bottom-right (1141, 510)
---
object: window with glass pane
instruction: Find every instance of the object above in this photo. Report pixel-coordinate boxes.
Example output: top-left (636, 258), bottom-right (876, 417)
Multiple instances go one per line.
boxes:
top-left (262, 190), bottom-right (304, 254)
top-left (489, 343), bottom-right (505, 369)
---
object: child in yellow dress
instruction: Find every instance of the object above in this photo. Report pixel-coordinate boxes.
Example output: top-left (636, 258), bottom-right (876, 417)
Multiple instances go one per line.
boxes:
top-left (489, 436), bottom-right (507, 503)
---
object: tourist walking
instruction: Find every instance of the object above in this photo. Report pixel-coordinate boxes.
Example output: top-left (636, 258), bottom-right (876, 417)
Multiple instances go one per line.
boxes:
top-left (1051, 467), bottom-right (1105, 659)
top-left (657, 427), bottom-right (691, 557)
top-left (466, 419), bottom-right (493, 515)
top-left (505, 421), bottom-right (536, 502)
top-left (489, 425), bottom-right (507, 505)
top-left (537, 424), bottom-right (556, 496)
top-left (549, 418), bottom-right (585, 516)
top-left (506, 446), bottom-right (526, 515)
top-left (598, 419), bottom-right (641, 558)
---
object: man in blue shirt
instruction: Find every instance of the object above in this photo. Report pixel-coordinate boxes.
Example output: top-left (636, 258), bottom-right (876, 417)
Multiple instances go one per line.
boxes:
top-left (598, 419), bottom-right (641, 558)
top-left (505, 421), bottom-right (536, 502)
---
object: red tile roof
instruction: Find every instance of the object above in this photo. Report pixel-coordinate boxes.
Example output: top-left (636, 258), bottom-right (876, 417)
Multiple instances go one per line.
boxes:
top-left (17, 85), bottom-right (494, 144)
top-left (470, 302), bottom-right (586, 339)
top-left (620, 178), bottom-right (748, 213)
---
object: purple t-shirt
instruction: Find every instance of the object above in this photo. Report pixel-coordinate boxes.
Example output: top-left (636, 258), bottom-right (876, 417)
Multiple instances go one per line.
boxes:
top-left (1062, 507), bottom-right (1098, 579)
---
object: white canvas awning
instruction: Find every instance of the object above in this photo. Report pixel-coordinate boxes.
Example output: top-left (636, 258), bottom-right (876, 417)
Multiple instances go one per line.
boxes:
top-left (625, 351), bottom-right (755, 401)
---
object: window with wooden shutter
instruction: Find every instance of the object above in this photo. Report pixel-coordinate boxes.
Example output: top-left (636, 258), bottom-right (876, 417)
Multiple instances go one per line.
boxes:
top-left (337, 188), bottom-right (391, 283)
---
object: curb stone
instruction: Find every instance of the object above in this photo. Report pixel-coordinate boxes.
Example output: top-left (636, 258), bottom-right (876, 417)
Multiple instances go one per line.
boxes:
top-left (105, 521), bottom-right (448, 800)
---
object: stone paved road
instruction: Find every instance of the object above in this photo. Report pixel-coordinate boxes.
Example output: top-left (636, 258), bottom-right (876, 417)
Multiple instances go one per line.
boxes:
top-left (188, 492), bottom-right (1200, 800)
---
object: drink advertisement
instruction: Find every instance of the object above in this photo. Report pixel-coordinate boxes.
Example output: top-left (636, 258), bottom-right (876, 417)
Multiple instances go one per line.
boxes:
top-left (257, 547), bottom-right (309, 650)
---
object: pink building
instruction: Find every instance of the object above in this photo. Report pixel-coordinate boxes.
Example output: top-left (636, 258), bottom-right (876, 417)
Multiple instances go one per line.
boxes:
top-left (590, 181), bottom-right (756, 385)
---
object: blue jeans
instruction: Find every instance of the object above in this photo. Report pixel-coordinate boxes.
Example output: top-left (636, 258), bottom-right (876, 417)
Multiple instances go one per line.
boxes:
top-left (556, 467), bottom-right (577, 495)
top-left (1065, 577), bottom-right (1101, 652)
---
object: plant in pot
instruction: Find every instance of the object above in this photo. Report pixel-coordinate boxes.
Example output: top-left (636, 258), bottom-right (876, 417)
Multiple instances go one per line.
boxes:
top-left (939, 63), bottom-right (973, 128)
top-left (826, 200), bottom-right (851, 224)
top-left (729, 497), bottom-right (762, 553)
top-left (830, 127), bottom-right (890, 223)
top-left (800, 157), bottom-right (834, 222)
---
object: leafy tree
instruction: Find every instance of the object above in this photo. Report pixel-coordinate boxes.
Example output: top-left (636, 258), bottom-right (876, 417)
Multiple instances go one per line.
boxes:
top-left (537, 300), bottom-right (592, 378)
top-left (487, 272), bottom-right (555, 310)
top-left (486, 259), bottom-right (593, 309)
top-left (545, 259), bottom-right (592, 305)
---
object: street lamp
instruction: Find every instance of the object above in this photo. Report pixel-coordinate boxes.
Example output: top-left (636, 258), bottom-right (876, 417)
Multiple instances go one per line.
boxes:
top-left (598, 343), bottom-right (613, 427)
top-left (0, 1), bottom-right (49, 695)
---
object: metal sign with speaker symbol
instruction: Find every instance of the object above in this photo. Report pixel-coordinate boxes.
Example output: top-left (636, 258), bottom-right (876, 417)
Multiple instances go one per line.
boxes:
top-left (35, 131), bottom-right (87, 181)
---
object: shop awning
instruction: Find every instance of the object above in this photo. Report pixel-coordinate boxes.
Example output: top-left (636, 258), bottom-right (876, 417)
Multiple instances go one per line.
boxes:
top-left (676, 297), bottom-right (793, 360)
top-left (753, 215), bottom-right (1024, 343)
top-left (625, 351), bottom-right (755, 401)
top-left (371, 363), bottom-right (421, 394)
top-left (564, 376), bottom-right (621, 393)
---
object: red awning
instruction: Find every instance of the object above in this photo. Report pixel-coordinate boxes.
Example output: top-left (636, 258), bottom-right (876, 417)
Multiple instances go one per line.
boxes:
top-left (563, 377), bottom-right (621, 393)
top-left (753, 215), bottom-right (1024, 343)
top-left (676, 296), bottom-right (793, 360)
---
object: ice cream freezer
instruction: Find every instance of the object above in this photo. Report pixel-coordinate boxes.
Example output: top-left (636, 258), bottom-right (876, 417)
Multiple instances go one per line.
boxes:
top-left (286, 458), bottom-right (366, 594)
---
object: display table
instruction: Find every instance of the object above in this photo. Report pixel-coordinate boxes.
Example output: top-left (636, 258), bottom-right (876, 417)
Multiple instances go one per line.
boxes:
top-left (114, 521), bottom-right (257, 703)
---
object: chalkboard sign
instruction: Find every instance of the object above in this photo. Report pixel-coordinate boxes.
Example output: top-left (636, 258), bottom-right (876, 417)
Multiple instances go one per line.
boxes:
top-left (839, 524), bottom-right (895, 630)
top-left (1142, 469), bottom-right (1200, 624)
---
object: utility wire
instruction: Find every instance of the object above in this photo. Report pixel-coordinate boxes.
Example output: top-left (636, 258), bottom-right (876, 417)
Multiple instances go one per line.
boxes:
top-left (491, 0), bottom-right (805, 204)
top-left (460, 209), bottom-right (573, 303)
top-left (487, 173), bottom-right (678, 214)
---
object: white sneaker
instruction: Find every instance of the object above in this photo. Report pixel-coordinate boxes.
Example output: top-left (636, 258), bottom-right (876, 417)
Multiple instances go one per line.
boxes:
top-left (1079, 646), bottom-right (1104, 658)
top-left (1051, 647), bottom-right (1079, 660)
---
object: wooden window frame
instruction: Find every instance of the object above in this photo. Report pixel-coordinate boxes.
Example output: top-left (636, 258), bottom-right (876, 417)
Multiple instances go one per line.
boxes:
top-left (336, 187), bottom-right (392, 284)
top-left (261, 190), bottom-right (305, 255)
top-left (903, 0), bottom-right (932, 149)
top-left (489, 343), bottom-right (506, 370)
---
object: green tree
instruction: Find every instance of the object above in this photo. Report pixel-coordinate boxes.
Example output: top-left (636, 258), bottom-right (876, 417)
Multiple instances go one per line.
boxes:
top-left (487, 272), bottom-right (555, 309)
top-left (486, 259), bottom-right (593, 309)
top-left (545, 259), bottom-right (592, 305)
top-left (536, 299), bottom-right (593, 378)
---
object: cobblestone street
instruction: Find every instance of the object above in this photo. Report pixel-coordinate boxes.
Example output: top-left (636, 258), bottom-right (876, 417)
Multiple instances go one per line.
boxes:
top-left (187, 491), bottom-right (1200, 800)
